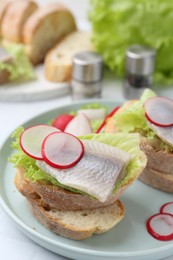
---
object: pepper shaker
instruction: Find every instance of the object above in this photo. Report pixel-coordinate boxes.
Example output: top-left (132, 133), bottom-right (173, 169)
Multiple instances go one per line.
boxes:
top-left (71, 51), bottom-right (103, 100)
top-left (123, 45), bottom-right (156, 99)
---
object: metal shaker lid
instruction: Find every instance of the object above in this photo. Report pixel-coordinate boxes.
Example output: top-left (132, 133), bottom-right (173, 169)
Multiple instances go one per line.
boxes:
top-left (72, 51), bottom-right (103, 82)
top-left (126, 45), bottom-right (156, 75)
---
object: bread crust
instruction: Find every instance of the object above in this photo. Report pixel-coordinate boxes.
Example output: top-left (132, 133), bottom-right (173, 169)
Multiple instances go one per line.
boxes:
top-left (1, 0), bottom-right (38, 42)
top-left (0, 0), bottom-right (11, 36)
top-left (139, 166), bottom-right (173, 193)
top-left (140, 138), bottom-right (173, 175)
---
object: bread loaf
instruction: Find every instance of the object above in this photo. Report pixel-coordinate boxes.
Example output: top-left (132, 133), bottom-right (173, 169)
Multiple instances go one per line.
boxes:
top-left (1, 0), bottom-right (38, 43)
top-left (44, 31), bottom-right (94, 82)
top-left (23, 4), bottom-right (77, 64)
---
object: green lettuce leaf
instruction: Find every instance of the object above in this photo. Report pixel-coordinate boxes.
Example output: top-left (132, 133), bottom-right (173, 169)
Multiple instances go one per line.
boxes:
top-left (9, 127), bottom-right (146, 195)
top-left (89, 0), bottom-right (173, 85)
top-left (0, 43), bottom-right (35, 81)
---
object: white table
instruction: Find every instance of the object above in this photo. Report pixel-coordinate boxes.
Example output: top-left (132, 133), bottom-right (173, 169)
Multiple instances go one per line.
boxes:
top-left (0, 0), bottom-right (173, 259)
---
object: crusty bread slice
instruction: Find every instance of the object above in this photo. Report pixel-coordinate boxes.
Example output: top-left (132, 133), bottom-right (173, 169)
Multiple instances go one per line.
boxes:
top-left (1, 0), bottom-right (38, 43)
top-left (29, 198), bottom-right (124, 240)
top-left (23, 4), bottom-right (77, 64)
top-left (15, 167), bottom-right (124, 240)
top-left (139, 166), bottom-right (173, 193)
top-left (15, 167), bottom-right (122, 211)
top-left (44, 31), bottom-right (94, 82)
top-left (140, 138), bottom-right (173, 175)
top-left (0, 0), bottom-right (12, 37)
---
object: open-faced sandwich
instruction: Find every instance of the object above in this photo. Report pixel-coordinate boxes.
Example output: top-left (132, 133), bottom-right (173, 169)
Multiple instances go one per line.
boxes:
top-left (105, 89), bottom-right (173, 193)
top-left (10, 106), bottom-right (146, 240)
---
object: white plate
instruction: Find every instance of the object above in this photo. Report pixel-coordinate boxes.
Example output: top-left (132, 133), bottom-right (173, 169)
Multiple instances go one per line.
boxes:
top-left (0, 65), bottom-right (69, 102)
top-left (0, 99), bottom-right (173, 260)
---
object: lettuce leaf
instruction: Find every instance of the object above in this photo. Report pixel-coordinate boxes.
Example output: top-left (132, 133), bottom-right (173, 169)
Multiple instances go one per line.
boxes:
top-left (0, 43), bottom-right (35, 81)
top-left (89, 0), bottom-right (173, 85)
top-left (9, 127), bottom-right (146, 195)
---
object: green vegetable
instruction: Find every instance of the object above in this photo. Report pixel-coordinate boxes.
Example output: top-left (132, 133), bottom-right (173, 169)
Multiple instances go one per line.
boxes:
top-left (9, 127), bottom-right (146, 195)
top-left (0, 43), bottom-right (35, 81)
top-left (113, 88), bottom-right (173, 152)
top-left (89, 0), bottom-right (173, 85)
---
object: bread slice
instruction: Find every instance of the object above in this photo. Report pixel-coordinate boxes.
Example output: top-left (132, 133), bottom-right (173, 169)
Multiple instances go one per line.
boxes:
top-left (139, 166), bottom-right (173, 193)
top-left (15, 167), bottom-right (122, 211)
top-left (140, 138), bottom-right (173, 175)
top-left (23, 4), bottom-right (77, 64)
top-left (1, 0), bottom-right (38, 43)
top-left (44, 31), bottom-right (94, 82)
top-left (0, 0), bottom-right (12, 36)
top-left (15, 167), bottom-right (124, 240)
top-left (30, 198), bottom-right (124, 240)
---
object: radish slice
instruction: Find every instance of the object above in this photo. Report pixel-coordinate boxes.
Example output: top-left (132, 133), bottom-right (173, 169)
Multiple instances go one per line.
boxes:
top-left (41, 132), bottom-right (84, 169)
top-left (78, 108), bottom-right (106, 121)
top-left (52, 114), bottom-right (74, 131)
top-left (146, 213), bottom-right (173, 241)
top-left (96, 106), bottom-right (120, 133)
top-left (160, 202), bottom-right (173, 215)
top-left (64, 113), bottom-right (92, 136)
top-left (144, 96), bottom-right (173, 127)
top-left (20, 124), bottom-right (60, 160)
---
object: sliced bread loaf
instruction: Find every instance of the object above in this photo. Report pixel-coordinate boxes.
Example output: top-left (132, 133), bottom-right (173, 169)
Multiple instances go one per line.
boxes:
top-left (44, 31), bottom-right (94, 82)
top-left (23, 4), bottom-right (77, 64)
top-left (1, 0), bottom-right (38, 43)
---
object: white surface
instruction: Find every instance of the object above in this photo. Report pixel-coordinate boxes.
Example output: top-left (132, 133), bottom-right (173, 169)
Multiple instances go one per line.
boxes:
top-left (0, 0), bottom-right (173, 259)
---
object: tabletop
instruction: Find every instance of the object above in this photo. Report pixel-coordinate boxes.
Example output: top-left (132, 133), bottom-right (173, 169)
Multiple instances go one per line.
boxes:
top-left (0, 0), bottom-right (173, 259)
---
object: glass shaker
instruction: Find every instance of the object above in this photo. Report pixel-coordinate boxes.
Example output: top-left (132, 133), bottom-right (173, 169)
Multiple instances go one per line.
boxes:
top-left (123, 45), bottom-right (156, 99)
top-left (71, 51), bottom-right (103, 100)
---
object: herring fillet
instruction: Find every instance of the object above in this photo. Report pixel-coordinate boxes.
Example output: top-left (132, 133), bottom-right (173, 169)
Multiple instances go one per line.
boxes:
top-left (147, 120), bottom-right (173, 146)
top-left (36, 140), bottom-right (130, 202)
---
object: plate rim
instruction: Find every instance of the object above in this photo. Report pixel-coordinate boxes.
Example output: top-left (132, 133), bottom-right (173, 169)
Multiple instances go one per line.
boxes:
top-left (1, 98), bottom-right (173, 259)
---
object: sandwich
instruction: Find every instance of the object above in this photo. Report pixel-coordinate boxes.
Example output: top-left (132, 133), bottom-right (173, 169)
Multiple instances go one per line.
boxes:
top-left (105, 89), bottom-right (173, 193)
top-left (10, 119), bottom-right (146, 240)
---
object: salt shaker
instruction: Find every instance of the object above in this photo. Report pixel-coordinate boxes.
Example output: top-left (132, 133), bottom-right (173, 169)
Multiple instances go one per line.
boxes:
top-left (71, 51), bottom-right (103, 100)
top-left (123, 45), bottom-right (156, 99)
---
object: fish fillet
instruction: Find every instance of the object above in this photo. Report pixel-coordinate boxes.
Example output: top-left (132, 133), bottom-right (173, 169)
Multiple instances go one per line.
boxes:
top-left (36, 140), bottom-right (130, 202)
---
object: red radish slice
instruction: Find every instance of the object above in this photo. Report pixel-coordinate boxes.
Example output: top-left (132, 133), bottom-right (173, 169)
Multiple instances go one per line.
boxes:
top-left (64, 113), bottom-right (92, 136)
top-left (41, 132), bottom-right (84, 169)
top-left (160, 202), bottom-right (173, 215)
top-left (144, 96), bottom-right (173, 127)
top-left (20, 124), bottom-right (60, 160)
top-left (52, 114), bottom-right (74, 131)
top-left (96, 106), bottom-right (120, 133)
top-left (146, 213), bottom-right (173, 241)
